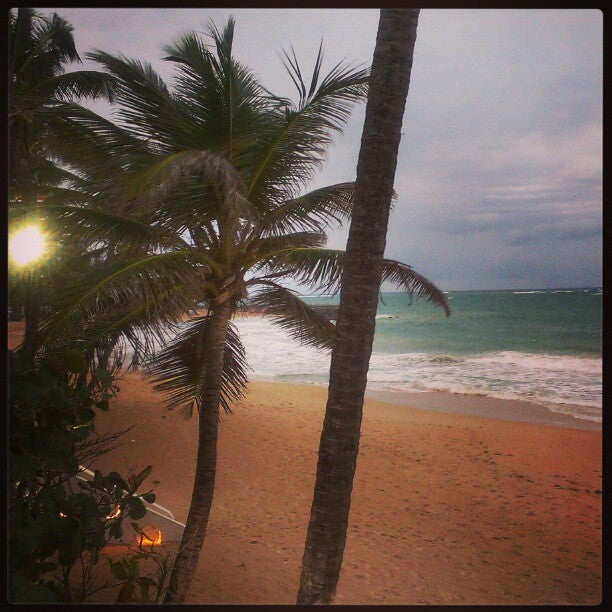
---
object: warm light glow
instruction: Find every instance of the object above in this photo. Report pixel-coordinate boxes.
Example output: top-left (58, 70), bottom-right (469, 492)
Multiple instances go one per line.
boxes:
top-left (106, 505), bottom-right (121, 520)
top-left (137, 526), bottom-right (162, 546)
top-left (9, 225), bottom-right (45, 266)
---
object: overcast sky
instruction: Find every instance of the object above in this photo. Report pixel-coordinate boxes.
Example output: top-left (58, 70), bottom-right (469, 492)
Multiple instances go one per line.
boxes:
top-left (41, 8), bottom-right (603, 291)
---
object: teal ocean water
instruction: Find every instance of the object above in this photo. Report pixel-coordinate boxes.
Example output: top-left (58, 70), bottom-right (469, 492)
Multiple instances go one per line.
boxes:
top-left (305, 288), bottom-right (602, 357)
top-left (233, 288), bottom-right (602, 424)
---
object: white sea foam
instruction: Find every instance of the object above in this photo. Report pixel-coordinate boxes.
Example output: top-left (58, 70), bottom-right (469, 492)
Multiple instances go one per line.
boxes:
top-left (232, 316), bottom-right (602, 424)
top-left (513, 290), bottom-right (546, 294)
top-left (128, 313), bottom-right (601, 424)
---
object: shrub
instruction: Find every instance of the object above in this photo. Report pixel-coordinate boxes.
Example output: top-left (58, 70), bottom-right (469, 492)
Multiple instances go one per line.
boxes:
top-left (8, 348), bottom-right (162, 603)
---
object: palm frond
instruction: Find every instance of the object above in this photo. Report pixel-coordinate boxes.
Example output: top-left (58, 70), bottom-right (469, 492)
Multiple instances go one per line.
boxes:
top-left (150, 316), bottom-right (248, 417)
top-left (248, 232), bottom-right (327, 268)
top-left (267, 249), bottom-right (451, 316)
top-left (280, 42), bottom-right (327, 109)
top-left (9, 204), bottom-right (189, 252)
top-left (36, 102), bottom-right (150, 203)
top-left (265, 247), bottom-right (344, 295)
top-left (247, 281), bottom-right (335, 349)
top-left (381, 259), bottom-right (451, 316)
top-left (44, 99), bottom-right (147, 159)
top-left (162, 21), bottom-right (273, 173)
top-left (24, 155), bottom-right (86, 193)
top-left (35, 186), bottom-right (92, 206)
top-left (86, 49), bottom-right (191, 151)
top-left (34, 70), bottom-right (116, 102)
top-left (257, 182), bottom-right (354, 236)
top-left (9, 9), bottom-right (37, 78)
top-left (245, 53), bottom-right (368, 208)
top-left (10, 9), bottom-right (80, 83)
top-left (40, 251), bottom-right (212, 347)
top-left (208, 17), bottom-right (236, 67)
top-left (64, 291), bottom-right (188, 368)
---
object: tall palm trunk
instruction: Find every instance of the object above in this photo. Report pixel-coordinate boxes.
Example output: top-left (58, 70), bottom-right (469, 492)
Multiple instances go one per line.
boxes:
top-left (297, 9), bottom-right (420, 604)
top-left (163, 299), bottom-right (232, 604)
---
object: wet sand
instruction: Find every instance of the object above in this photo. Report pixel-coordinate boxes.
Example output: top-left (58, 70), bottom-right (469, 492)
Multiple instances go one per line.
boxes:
top-left (365, 388), bottom-right (601, 431)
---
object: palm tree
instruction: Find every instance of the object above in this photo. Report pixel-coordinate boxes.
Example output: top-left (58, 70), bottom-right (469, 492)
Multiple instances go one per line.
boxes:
top-left (296, 10), bottom-right (446, 604)
top-left (8, 6), bottom-right (118, 208)
top-left (8, 8), bottom-right (115, 358)
top-left (15, 17), bottom-right (448, 603)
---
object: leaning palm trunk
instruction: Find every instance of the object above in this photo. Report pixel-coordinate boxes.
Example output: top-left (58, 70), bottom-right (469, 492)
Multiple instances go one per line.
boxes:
top-left (163, 299), bottom-right (232, 604)
top-left (297, 9), bottom-right (421, 604)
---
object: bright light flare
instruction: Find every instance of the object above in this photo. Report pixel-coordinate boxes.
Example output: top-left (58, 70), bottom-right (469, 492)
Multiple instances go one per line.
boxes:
top-left (9, 225), bottom-right (46, 266)
top-left (137, 526), bottom-right (163, 546)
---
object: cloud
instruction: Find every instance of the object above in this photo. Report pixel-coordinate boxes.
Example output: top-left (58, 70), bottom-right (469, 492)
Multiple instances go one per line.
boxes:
top-left (38, 7), bottom-right (602, 290)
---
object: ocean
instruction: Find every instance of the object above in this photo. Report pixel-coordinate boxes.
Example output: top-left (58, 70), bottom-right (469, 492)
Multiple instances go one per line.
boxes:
top-left (233, 288), bottom-right (602, 425)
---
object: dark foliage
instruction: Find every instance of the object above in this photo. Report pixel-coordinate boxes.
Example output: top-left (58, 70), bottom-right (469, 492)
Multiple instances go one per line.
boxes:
top-left (8, 348), bottom-right (157, 603)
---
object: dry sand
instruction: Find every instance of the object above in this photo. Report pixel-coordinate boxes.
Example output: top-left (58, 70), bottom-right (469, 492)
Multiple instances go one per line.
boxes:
top-left (88, 373), bottom-right (601, 605)
top-left (8, 323), bottom-right (602, 604)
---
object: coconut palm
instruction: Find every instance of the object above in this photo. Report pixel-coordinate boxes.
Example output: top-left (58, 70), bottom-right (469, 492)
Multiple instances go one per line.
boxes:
top-left (296, 10), bottom-right (441, 604)
top-left (19, 18), bottom-right (448, 603)
top-left (8, 7), bottom-right (116, 357)
top-left (9, 7), bottom-right (116, 204)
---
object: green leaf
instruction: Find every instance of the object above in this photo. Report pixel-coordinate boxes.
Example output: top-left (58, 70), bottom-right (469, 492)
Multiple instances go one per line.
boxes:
top-left (77, 406), bottom-right (96, 422)
top-left (50, 386), bottom-right (71, 410)
top-left (141, 492), bottom-right (155, 504)
top-left (127, 496), bottom-right (147, 520)
top-left (131, 464), bottom-right (152, 490)
top-left (95, 399), bottom-right (109, 411)
top-left (106, 472), bottom-right (127, 490)
top-left (109, 522), bottom-right (123, 540)
top-left (9, 573), bottom-right (58, 604)
top-left (71, 424), bottom-right (92, 440)
top-left (92, 368), bottom-right (113, 382)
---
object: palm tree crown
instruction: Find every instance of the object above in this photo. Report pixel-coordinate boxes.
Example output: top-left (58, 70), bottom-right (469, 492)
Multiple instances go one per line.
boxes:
top-left (9, 8), bottom-right (115, 203)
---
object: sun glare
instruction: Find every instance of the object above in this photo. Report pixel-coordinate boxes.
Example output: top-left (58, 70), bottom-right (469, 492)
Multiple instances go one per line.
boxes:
top-left (9, 225), bottom-right (46, 266)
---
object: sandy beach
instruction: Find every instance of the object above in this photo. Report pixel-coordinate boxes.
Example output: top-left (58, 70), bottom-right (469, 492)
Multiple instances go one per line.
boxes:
top-left (88, 372), bottom-right (601, 605)
top-left (8, 323), bottom-right (602, 604)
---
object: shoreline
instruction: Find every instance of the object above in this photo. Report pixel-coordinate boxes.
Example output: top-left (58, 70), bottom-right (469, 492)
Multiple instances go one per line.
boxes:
top-left (246, 378), bottom-right (600, 432)
top-left (364, 387), bottom-right (601, 431)
top-left (8, 321), bottom-right (600, 431)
